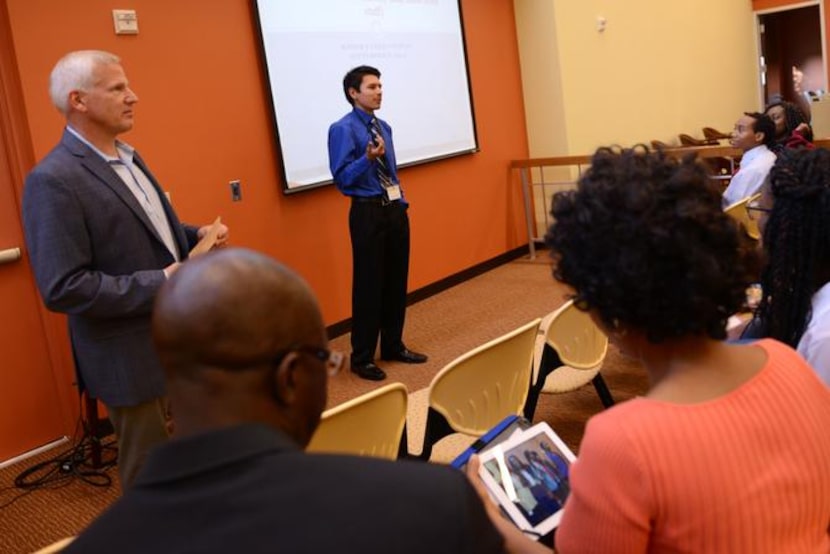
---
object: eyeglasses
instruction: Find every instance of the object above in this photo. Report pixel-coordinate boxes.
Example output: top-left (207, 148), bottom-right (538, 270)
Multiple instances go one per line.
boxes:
top-left (274, 345), bottom-right (344, 376)
top-left (745, 201), bottom-right (771, 220)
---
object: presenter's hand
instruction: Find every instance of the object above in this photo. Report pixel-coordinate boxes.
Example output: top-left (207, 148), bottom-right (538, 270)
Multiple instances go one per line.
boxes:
top-left (366, 137), bottom-right (385, 160)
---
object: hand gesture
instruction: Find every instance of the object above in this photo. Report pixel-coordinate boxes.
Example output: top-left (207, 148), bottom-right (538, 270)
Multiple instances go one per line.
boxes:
top-left (366, 133), bottom-right (385, 160)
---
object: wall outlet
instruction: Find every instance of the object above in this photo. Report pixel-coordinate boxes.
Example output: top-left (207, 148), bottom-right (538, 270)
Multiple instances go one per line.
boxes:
top-left (230, 180), bottom-right (242, 202)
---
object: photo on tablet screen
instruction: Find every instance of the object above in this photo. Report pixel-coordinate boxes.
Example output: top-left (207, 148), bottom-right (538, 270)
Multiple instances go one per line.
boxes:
top-left (478, 423), bottom-right (575, 536)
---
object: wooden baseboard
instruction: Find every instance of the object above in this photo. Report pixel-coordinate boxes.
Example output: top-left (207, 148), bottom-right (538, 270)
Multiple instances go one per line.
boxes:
top-left (326, 244), bottom-right (530, 339)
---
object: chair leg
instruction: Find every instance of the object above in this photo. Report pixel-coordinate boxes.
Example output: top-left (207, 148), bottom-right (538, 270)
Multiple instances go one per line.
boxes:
top-left (592, 374), bottom-right (615, 408)
top-left (397, 423), bottom-right (410, 460)
top-left (523, 345), bottom-right (561, 421)
top-left (412, 408), bottom-right (455, 461)
top-left (523, 382), bottom-right (541, 421)
top-left (83, 392), bottom-right (103, 468)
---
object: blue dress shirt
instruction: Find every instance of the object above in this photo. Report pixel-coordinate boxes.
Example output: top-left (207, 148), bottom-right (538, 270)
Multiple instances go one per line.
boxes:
top-left (328, 108), bottom-right (406, 203)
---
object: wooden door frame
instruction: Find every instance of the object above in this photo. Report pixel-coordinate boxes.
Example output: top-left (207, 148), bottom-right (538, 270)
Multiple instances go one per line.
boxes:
top-left (0, 0), bottom-right (79, 436)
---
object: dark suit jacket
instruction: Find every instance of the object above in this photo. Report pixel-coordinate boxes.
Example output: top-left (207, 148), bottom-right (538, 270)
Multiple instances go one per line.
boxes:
top-left (22, 130), bottom-right (198, 407)
top-left (65, 424), bottom-right (506, 554)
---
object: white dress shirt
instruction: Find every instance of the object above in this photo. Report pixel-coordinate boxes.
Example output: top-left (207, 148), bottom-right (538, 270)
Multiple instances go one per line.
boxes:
top-left (722, 145), bottom-right (776, 207)
top-left (797, 281), bottom-right (830, 385)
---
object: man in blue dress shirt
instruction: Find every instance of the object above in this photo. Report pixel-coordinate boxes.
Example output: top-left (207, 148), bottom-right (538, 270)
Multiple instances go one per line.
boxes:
top-left (327, 65), bottom-right (427, 381)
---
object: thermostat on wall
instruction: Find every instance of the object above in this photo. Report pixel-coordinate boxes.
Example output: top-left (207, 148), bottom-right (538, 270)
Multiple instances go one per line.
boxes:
top-left (112, 9), bottom-right (138, 35)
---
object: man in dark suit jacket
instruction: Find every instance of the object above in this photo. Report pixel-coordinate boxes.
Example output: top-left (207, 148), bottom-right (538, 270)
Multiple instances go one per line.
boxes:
top-left (22, 50), bottom-right (228, 487)
top-left (64, 248), bottom-right (505, 553)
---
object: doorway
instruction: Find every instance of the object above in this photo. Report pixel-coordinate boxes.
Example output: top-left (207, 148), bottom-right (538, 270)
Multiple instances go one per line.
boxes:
top-left (757, 2), bottom-right (827, 107)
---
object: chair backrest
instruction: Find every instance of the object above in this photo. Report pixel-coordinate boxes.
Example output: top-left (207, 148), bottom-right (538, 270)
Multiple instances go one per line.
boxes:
top-left (33, 537), bottom-right (74, 554)
top-left (523, 301), bottom-right (610, 420)
top-left (723, 192), bottom-right (762, 240)
top-left (306, 382), bottom-right (408, 460)
top-left (428, 318), bottom-right (541, 437)
top-left (532, 300), bottom-right (608, 385)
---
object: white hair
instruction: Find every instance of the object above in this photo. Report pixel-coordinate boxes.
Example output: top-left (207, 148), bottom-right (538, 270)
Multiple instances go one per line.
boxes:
top-left (49, 50), bottom-right (121, 115)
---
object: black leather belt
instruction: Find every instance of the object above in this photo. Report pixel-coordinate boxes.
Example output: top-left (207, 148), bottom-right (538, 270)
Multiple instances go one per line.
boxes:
top-left (351, 195), bottom-right (399, 205)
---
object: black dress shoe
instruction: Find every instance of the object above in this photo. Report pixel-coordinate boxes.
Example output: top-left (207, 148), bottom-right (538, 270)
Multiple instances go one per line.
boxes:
top-left (350, 362), bottom-right (387, 381)
top-left (381, 348), bottom-right (428, 364)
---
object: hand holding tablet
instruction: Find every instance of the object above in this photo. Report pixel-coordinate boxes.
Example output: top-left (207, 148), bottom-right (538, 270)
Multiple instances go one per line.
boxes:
top-left (476, 422), bottom-right (575, 538)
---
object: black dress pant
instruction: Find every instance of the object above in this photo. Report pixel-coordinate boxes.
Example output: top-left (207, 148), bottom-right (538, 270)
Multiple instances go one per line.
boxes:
top-left (349, 198), bottom-right (410, 365)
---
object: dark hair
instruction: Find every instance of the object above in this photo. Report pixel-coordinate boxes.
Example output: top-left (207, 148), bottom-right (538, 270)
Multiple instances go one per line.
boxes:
top-left (546, 146), bottom-right (761, 343)
top-left (342, 65), bottom-right (380, 106)
top-left (744, 112), bottom-right (776, 148)
top-left (757, 148), bottom-right (830, 347)
top-left (765, 101), bottom-right (814, 145)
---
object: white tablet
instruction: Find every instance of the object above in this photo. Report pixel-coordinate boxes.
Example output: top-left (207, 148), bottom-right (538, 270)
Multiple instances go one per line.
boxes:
top-left (477, 422), bottom-right (576, 537)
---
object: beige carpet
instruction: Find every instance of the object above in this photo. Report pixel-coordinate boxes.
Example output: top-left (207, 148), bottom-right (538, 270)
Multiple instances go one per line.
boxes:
top-left (327, 255), bottom-right (647, 454)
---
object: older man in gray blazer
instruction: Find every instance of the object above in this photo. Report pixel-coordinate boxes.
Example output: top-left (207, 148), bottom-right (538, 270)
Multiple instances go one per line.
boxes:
top-left (22, 50), bottom-right (228, 487)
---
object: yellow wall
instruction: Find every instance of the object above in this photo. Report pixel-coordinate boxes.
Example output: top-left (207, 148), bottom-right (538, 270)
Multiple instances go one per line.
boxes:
top-left (515, 0), bottom-right (761, 154)
top-left (513, 0), bottom-right (568, 158)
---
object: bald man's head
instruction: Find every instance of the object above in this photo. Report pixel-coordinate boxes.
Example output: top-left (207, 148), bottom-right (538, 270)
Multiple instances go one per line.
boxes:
top-left (152, 248), bottom-right (328, 444)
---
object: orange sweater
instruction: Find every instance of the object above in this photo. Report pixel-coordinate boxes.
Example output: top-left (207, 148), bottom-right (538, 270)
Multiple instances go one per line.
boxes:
top-left (555, 339), bottom-right (830, 554)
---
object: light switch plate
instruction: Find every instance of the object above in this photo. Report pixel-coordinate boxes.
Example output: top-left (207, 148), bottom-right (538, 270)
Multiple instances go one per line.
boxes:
top-left (230, 180), bottom-right (242, 202)
top-left (113, 9), bottom-right (138, 35)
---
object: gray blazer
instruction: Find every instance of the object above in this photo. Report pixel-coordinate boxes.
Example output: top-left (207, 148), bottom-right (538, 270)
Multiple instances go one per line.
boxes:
top-left (22, 130), bottom-right (198, 407)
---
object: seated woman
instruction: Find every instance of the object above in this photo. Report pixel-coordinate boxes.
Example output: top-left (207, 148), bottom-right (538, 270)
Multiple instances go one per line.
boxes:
top-left (750, 148), bottom-right (830, 385)
top-left (469, 147), bottom-right (830, 554)
top-left (764, 100), bottom-right (813, 152)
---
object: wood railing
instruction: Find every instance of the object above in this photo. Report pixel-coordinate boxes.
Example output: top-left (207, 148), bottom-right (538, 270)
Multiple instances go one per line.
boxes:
top-left (512, 140), bottom-right (830, 259)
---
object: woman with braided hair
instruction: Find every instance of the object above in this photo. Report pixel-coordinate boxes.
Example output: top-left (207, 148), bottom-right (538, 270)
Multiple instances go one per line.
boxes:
top-left (753, 147), bottom-right (830, 384)
top-left (764, 100), bottom-right (814, 152)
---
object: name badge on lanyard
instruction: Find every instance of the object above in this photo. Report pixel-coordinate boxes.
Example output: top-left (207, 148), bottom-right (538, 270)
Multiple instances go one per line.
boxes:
top-left (384, 184), bottom-right (402, 201)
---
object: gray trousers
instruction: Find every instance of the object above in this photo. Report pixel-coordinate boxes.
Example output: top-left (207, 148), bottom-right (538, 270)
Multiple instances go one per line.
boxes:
top-left (107, 397), bottom-right (169, 488)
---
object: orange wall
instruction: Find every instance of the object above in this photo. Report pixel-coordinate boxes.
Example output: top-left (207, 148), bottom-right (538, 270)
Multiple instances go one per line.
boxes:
top-left (754, 0), bottom-right (817, 9)
top-left (5, 0), bottom-right (529, 326)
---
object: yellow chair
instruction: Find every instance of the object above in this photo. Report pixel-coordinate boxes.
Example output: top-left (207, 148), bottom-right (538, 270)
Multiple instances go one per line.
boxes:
top-left (306, 382), bottom-right (408, 460)
top-left (411, 318), bottom-right (541, 461)
top-left (724, 192), bottom-right (762, 240)
top-left (33, 537), bottom-right (74, 553)
top-left (523, 300), bottom-right (613, 421)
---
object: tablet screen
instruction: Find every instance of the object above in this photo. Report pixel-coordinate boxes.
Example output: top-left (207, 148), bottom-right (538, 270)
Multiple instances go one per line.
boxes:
top-left (478, 422), bottom-right (575, 536)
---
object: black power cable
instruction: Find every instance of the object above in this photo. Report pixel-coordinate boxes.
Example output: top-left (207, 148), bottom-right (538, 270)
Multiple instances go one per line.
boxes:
top-left (0, 395), bottom-right (118, 511)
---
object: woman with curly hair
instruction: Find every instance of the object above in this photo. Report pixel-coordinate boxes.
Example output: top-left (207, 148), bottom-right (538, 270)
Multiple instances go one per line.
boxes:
top-left (765, 100), bottom-right (814, 152)
top-left (468, 147), bottom-right (830, 554)
top-left (752, 147), bottom-right (830, 384)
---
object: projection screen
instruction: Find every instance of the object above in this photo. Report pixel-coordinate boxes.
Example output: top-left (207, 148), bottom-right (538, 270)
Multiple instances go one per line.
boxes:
top-left (253, 0), bottom-right (478, 193)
